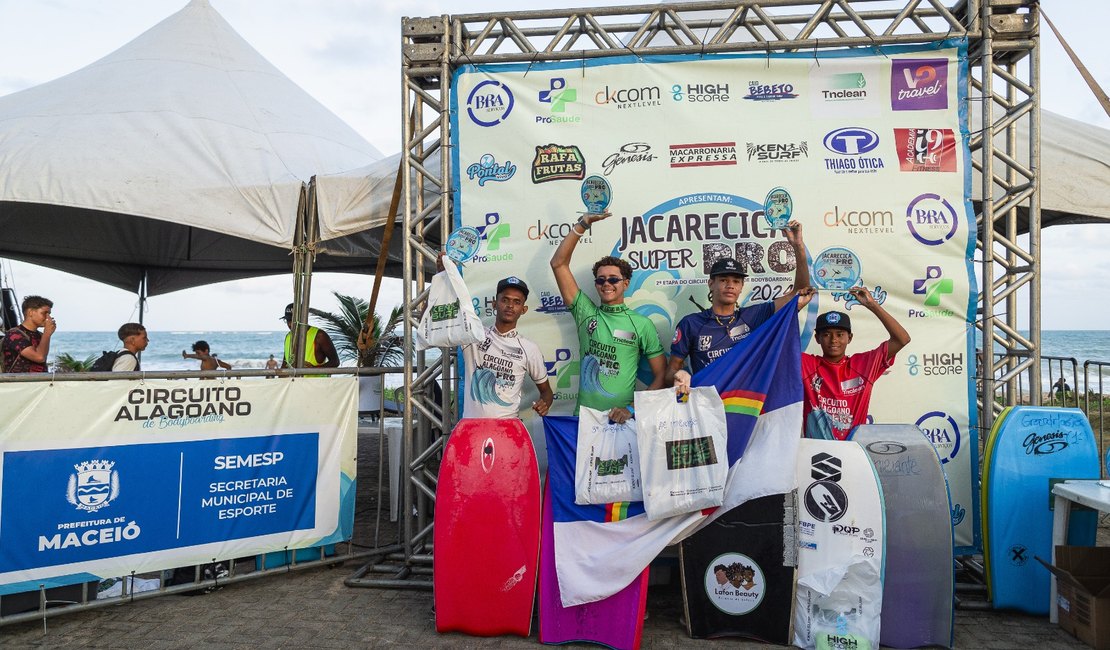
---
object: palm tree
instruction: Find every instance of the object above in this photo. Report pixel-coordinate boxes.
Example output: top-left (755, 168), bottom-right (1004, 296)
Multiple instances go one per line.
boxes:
top-left (53, 352), bottom-right (98, 373)
top-left (309, 292), bottom-right (405, 367)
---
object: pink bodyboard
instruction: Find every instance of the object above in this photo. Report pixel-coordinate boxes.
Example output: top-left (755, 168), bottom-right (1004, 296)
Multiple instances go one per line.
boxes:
top-left (434, 418), bottom-right (541, 636)
top-left (539, 480), bottom-right (648, 649)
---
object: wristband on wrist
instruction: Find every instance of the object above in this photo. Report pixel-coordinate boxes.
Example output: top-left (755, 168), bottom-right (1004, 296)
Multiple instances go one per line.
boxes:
top-left (570, 225), bottom-right (584, 237)
top-left (576, 216), bottom-right (591, 231)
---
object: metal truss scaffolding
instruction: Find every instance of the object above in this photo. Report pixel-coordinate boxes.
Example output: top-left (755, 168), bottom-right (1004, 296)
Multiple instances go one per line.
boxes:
top-left (353, 0), bottom-right (1039, 587)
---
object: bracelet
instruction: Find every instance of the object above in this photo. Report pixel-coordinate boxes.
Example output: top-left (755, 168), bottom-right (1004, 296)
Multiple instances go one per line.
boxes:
top-left (570, 225), bottom-right (585, 237)
top-left (576, 216), bottom-right (591, 231)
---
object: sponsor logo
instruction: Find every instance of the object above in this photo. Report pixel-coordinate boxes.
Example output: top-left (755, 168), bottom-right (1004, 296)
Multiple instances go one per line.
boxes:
top-left (477, 212), bottom-right (511, 252)
top-left (595, 84), bottom-right (662, 109)
top-left (466, 154), bottom-right (516, 186)
top-left (804, 480), bottom-right (848, 522)
top-left (531, 144), bottom-right (585, 183)
top-left (1023, 430), bottom-right (1074, 455)
top-left (891, 58), bottom-right (949, 111)
top-left (669, 142), bottom-right (737, 168)
top-left (602, 142), bottom-right (656, 176)
top-left (823, 206), bottom-right (894, 234)
top-left (832, 524), bottom-right (860, 537)
top-left (617, 192), bottom-right (799, 276)
top-left (799, 521), bottom-right (816, 536)
top-left (906, 352), bottom-right (964, 377)
top-left (539, 77), bottom-right (577, 111)
top-left (528, 219), bottom-right (595, 246)
top-left (865, 441), bottom-right (907, 455)
top-left (704, 552), bottom-right (766, 615)
top-left (116, 386), bottom-right (253, 423)
top-left (666, 437), bottom-right (718, 470)
top-left (430, 300), bottom-right (460, 322)
top-left (698, 335), bottom-right (713, 352)
top-left (905, 193), bottom-right (958, 245)
top-left (746, 141), bottom-right (808, 163)
top-left (909, 265), bottom-right (954, 317)
top-left (535, 292), bottom-right (568, 315)
top-left (823, 127), bottom-right (880, 155)
top-left (1009, 543), bottom-right (1028, 566)
top-left (595, 455), bottom-right (630, 476)
top-left (862, 547), bottom-right (875, 558)
top-left (68, 460), bottom-right (119, 513)
top-left (543, 348), bottom-right (578, 402)
top-left (743, 80), bottom-right (797, 101)
top-left (800, 541), bottom-right (818, 550)
top-left (537, 78), bottom-right (580, 124)
top-left (916, 411), bottom-right (961, 463)
top-left (671, 82), bottom-right (730, 103)
top-left (821, 72), bottom-right (868, 101)
top-left (895, 128), bottom-right (957, 172)
top-left (481, 437), bottom-right (496, 473)
top-left (822, 127), bottom-right (884, 174)
top-left (810, 452), bottom-right (842, 482)
top-left (952, 503), bottom-right (966, 526)
top-left (466, 80), bottom-right (514, 127)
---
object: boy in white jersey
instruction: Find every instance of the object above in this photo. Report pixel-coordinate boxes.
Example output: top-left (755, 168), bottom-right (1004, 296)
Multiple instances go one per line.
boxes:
top-left (461, 275), bottom-right (554, 419)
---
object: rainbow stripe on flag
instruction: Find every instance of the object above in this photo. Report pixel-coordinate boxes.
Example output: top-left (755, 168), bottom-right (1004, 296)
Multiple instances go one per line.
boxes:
top-left (604, 501), bottom-right (631, 522)
top-left (720, 389), bottom-right (766, 417)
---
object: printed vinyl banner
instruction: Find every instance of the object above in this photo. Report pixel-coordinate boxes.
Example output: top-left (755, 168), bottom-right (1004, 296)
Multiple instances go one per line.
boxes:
top-left (0, 377), bottom-right (357, 594)
top-left (451, 40), bottom-right (979, 551)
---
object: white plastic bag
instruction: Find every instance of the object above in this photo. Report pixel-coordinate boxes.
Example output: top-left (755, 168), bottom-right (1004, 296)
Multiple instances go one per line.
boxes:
top-left (574, 407), bottom-right (643, 505)
top-left (414, 262), bottom-right (484, 350)
top-left (635, 386), bottom-right (728, 521)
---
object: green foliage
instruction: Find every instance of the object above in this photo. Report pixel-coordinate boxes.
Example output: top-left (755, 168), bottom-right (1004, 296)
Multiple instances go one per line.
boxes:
top-left (309, 292), bottom-right (405, 368)
top-left (53, 352), bottom-right (98, 373)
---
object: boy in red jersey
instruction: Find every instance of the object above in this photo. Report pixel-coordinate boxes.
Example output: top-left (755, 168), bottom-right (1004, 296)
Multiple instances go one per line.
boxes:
top-left (800, 286), bottom-right (910, 440)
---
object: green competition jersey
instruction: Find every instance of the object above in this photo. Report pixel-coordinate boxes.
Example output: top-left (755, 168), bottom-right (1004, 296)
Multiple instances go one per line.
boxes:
top-left (570, 290), bottom-right (664, 413)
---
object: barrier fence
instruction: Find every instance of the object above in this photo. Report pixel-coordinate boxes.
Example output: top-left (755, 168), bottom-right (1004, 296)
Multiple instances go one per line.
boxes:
top-left (0, 366), bottom-right (405, 628)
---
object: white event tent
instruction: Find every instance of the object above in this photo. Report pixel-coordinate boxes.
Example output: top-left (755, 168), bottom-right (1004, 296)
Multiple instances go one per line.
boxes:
top-left (0, 0), bottom-right (403, 298)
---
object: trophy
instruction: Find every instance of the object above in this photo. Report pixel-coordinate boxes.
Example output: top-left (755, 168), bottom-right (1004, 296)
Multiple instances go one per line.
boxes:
top-left (763, 186), bottom-right (793, 230)
top-left (445, 226), bottom-right (482, 264)
top-left (581, 175), bottom-right (613, 215)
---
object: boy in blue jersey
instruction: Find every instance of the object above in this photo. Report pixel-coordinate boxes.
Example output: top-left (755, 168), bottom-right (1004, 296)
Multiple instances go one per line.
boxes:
top-left (668, 220), bottom-right (810, 395)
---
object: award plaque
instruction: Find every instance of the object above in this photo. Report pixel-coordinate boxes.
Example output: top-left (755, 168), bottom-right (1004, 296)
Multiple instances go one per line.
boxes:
top-left (813, 246), bottom-right (863, 291)
top-left (763, 187), bottom-right (793, 230)
top-left (580, 175), bottom-right (613, 214)
top-left (445, 226), bottom-right (482, 264)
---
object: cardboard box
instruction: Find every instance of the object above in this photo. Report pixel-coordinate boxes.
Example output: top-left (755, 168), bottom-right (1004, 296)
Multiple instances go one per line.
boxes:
top-left (1039, 546), bottom-right (1110, 649)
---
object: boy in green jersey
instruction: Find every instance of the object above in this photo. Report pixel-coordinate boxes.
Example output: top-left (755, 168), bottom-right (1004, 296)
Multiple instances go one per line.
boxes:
top-left (550, 211), bottom-right (666, 423)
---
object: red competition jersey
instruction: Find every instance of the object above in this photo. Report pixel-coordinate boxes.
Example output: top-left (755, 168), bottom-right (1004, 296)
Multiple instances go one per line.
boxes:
top-left (801, 341), bottom-right (894, 440)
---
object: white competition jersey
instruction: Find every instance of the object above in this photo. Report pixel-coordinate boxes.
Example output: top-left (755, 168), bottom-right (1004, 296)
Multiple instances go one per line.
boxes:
top-left (462, 325), bottom-right (547, 419)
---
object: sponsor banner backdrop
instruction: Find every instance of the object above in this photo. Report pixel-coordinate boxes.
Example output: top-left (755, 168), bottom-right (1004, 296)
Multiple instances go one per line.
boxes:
top-left (0, 378), bottom-right (357, 594)
top-left (452, 40), bottom-right (978, 551)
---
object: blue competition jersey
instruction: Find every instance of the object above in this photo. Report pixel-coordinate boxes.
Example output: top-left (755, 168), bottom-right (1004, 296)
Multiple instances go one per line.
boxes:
top-left (670, 303), bottom-right (775, 374)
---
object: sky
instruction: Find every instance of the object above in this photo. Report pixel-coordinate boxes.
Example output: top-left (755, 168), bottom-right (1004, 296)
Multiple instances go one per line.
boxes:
top-left (0, 0), bottom-right (1106, 331)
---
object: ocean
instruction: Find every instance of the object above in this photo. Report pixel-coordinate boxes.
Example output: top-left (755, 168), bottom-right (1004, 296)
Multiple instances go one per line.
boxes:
top-left (47, 331), bottom-right (288, 371)
top-left (42, 329), bottom-right (1110, 373)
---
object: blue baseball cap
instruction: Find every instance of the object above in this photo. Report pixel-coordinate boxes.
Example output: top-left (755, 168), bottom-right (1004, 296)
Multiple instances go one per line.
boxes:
top-left (496, 276), bottom-right (529, 298)
top-left (816, 311), bottom-right (852, 333)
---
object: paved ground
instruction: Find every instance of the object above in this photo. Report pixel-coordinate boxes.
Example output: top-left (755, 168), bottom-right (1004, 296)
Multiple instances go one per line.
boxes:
top-left (0, 427), bottom-right (1094, 649)
top-left (0, 559), bottom-right (1090, 649)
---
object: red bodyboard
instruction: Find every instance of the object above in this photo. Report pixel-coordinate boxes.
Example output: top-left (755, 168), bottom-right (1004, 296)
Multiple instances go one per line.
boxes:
top-left (434, 418), bottom-right (541, 636)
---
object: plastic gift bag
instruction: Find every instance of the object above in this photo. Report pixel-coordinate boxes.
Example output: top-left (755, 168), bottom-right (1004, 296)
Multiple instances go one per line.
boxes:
top-left (574, 406), bottom-right (643, 505)
top-left (635, 386), bottom-right (728, 521)
top-left (414, 261), bottom-right (484, 350)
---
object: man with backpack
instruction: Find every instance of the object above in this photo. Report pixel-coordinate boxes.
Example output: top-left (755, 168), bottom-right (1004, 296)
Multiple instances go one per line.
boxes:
top-left (91, 323), bottom-right (148, 372)
top-left (1, 295), bottom-right (55, 373)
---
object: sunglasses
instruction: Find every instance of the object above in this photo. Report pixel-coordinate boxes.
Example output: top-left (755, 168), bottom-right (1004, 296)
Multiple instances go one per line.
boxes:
top-left (594, 276), bottom-right (624, 285)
